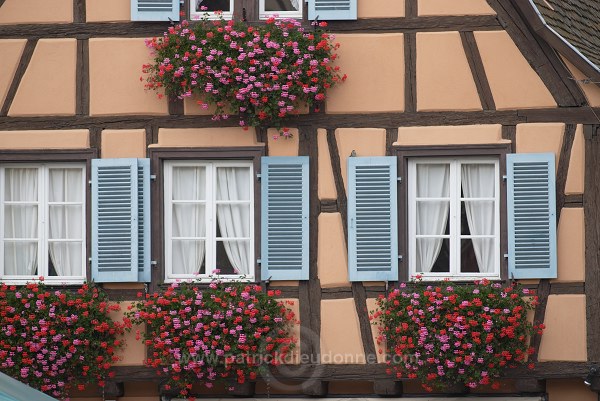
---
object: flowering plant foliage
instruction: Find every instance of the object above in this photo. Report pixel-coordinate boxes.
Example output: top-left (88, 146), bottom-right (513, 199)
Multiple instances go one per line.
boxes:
top-left (127, 281), bottom-right (296, 397)
top-left (372, 279), bottom-right (542, 391)
top-left (0, 282), bottom-right (126, 399)
top-left (142, 15), bottom-right (345, 135)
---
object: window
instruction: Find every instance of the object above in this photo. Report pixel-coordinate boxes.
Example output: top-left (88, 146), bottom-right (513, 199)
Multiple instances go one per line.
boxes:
top-left (0, 163), bottom-right (86, 284)
top-left (164, 160), bottom-right (254, 281)
top-left (260, 0), bottom-right (303, 19)
top-left (190, 0), bottom-right (302, 20)
top-left (407, 157), bottom-right (500, 280)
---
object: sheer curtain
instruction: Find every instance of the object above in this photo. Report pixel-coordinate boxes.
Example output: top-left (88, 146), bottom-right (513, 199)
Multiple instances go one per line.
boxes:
top-left (4, 168), bottom-right (38, 276)
top-left (415, 164), bottom-right (450, 273)
top-left (48, 169), bottom-right (83, 276)
top-left (172, 167), bottom-right (206, 274)
top-left (461, 164), bottom-right (496, 273)
top-left (216, 167), bottom-right (250, 275)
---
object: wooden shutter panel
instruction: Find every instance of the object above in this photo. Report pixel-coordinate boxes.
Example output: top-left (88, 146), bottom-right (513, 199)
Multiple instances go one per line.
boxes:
top-left (308, 0), bottom-right (357, 20)
top-left (261, 157), bottom-right (309, 280)
top-left (348, 157), bottom-right (398, 282)
top-left (131, 0), bottom-right (179, 21)
top-left (137, 159), bottom-right (151, 282)
top-left (507, 153), bottom-right (557, 279)
top-left (92, 159), bottom-right (146, 282)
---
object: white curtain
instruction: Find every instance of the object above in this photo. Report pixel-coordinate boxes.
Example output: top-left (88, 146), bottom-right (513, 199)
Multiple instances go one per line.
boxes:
top-left (216, 167), bottom-right (250, 275)
top-left (415, 164), bottom-right (450, 273)
top-left (461, 164), bottom-right (496, 273)
top-left (172, 167), bottom-right (206, 274)
top-left (289, 0), bottom-right (300, 10)
top-left (48, 169), bottom-right (83, 276)
top-left (4, 168), bottom-right (38, 276)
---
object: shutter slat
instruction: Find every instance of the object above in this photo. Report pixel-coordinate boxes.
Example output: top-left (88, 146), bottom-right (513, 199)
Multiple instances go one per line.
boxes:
top-left (308, 0), bottom-right (357, 20)
top-left (131, 0), bottom-right (179, 21)
top-left (507, 153), bottom-right (557, 279)
top-left (348, 157), bottom-right (398, 282)
top-left (261, 157), bottom-right (309, 280)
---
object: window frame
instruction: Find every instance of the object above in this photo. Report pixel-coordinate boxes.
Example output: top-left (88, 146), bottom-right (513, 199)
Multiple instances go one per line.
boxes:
top-left (395, 144), bottom-right (511, 282)
top-left (259, 0), bottom-right (303, 20)
top-left (187, 0), bottom-right (305, 21)
top-left (149, 147), bottom-right (264, 290)
top-left (0, 149), bottom-right (96, 285)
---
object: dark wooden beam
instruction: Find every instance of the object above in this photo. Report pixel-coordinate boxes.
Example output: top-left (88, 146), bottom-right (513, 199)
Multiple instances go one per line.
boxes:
top-left (564, 193), bottom-right (583, 207)
top-left (530, 279), bottom-right (550, 362)
top-left (556, 123), bottom-right (577, 223)
top-left (228, 381), bottom-right (255, 396)
top-left (514, 379), bottom-right (545, 393)
top-left (89, 126), bottom-right (101, 155)
top-left (99, 381), bottom-right (124, 398)
top-left (550, 282), bottom-right (585, 295)
top-left (73, 0), bottom-right (86, 23)
top-left (75, 39), bottom-right (89, 116)
top-left (0, 0), bottom-right (6, 9)
top-left (326, 129), bottom-right (348, 241)
top-left (0, 39), bottom-right (37, 116)
top-left (405, 0), bottom-right (417, 18)
top-left (404, 32), bottom-right (417, 113)
top-left (319, 199), bottom-right (338, 213)
top-left (386, 127), bottom-right (399, 156)
top-left (373, 380), bottom-right (403, 396)
top-left (460, 30), bottom-right (496, 110)
top-left (352, 282), bottom-right (377, 363)
top-left (501, 125), bottom-right (516, 153)
top-left (167, 95), bottom-right (184, 116)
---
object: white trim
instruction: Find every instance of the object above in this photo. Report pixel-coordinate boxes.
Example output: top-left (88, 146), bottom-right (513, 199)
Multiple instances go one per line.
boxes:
top-left (259, 0), bottom-right (303, 20)
top-left (190, 0), bottom-right (234, 20)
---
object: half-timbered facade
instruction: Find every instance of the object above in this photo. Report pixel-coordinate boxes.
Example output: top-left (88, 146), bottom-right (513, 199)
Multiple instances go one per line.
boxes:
top-left (1, 0), bottom-right (600, 400)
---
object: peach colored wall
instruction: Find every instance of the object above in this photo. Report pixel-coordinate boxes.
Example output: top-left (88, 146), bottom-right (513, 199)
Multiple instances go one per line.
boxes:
top-left (101, 129), bottom-right (147, 158)
top-left (418, 0), bottom-right (495, 16)
top-left (366, 298), bottom-right (386, 363)
top-left (335, 128), bottom-right (387, 192)
top-left (110, 302), bottom-right (145, 366)
top-left (320, 299), bottom-right (365, 364)
top-left (358, 0), bottom-right (404, 18)
top-left (326, 34), bottom-right (404, 114)
top-left (516, 123), bottom-right (564, 172)
top-left (9, 39), bottom-right (77, 116)
top-left (318, 213), bottom-right (349, 287)
top-left (0, 40), bottom-right (26, 107)
top-left (267, 128), bottom-right (299, 156)
top-left (416, 32), bottom-right (482, 111)
top-left (562, 57), bottom-right (600, 107)
top-left (538, 294), bottom-right (586, 361)
top-left (0, 130), bottom-right (89, 149)
top-left (89, 38), bottom-right (168, 115)
top-left (555, 208), bottom-right (585, 282)
top-left (155, 128), bottom-right (262, 147)
top-left (565, 124), bottom-right (584, 194)
top-left (86, 0), bottom-right (130, 22)
top-left (475, 31), bottom-right (556, 109)
top-left (395, 124), bottom-right (504, 145)
top-left (317, 129), bottom-right (337, 200)
top-left (0, 0), bottom-right (72, 24)
top-left (547, 379), bottom-right (598, 401)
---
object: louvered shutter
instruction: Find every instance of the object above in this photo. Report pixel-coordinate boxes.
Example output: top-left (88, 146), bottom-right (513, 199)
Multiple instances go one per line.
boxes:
top-left (137, 159), bottom-right (151, 282)
top-left (131, 0), bottom-right (179, 21)
top-left (507, 153), bottom-right (557, 279)
top-left (92, 159), bottom-right (150, 282)
top-left (308, 0), bottom-right (357, 20)
top-left (261, 157), bottom-right (309, 280)
top-left (348, 157), bottom-right (398, 282)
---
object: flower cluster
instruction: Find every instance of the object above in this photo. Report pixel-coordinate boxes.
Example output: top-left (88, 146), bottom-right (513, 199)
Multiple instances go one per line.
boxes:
top-left (0, 282), bottom-right (127, 399)
top-left (128, 281), bottom-right (296, 397)
top-left (372, 279), bottom-right (542, 391)
top-left (142, 16), bottom-right (345, 134)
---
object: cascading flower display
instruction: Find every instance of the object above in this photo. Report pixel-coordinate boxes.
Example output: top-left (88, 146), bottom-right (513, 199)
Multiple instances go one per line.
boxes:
top-left (0, 282), bottom-right (127, 399)
top-left (128, 281), bottom-right (296, 397)
top-left (142, 16), bottom-right (346, 135)
top-left (372, 279), bottom-right (542, 391)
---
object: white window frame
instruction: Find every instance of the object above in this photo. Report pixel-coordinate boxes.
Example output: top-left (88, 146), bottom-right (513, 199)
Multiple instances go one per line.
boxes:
top-left (0, 163), bottom-right (86, 285)
top-left (407, 157), bottom-right (501, 281)
top-left (190, 0), bottom-right (234, 21)
top-left (259, 0), bottom-right (303, 19)
top-left (164, 160), bottom-right (254, 282)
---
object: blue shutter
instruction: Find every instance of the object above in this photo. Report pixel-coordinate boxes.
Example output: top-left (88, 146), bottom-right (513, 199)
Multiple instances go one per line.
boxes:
top-left (131, 0), bottom-right (179, 21)
top-left (348, 157), bottom-right (398, 282)
top-left (92, 159), bottom-right (139, 282)
top-left (308, 0), bottom-right (357, 20)
top-left (261, 157), bottom-right (309, 280)
top-left (137, 159), bottom-right (151, 282)
top-left (507, 153), bottom-right (557, 279)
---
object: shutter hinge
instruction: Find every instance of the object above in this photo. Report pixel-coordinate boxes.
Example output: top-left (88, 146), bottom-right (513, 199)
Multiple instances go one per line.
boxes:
top-left (88, 180), bottom-right (92, 186)
top-left (398, 255), bottom-right (403, 262)
top-left (256, 173), bottom-right (262, 180)
top-left (150, 174), bottom-right (157, 181)
top-left (151, 260), bottom-right (158, 267)
top-left (503, 253), bottom-right (509, 258)
top-left (502, 175), bottom-right (507, 181)
top-left (257, 258), bottom-right (262, 265)
top-left (397, 177), bottom-right (402, 183)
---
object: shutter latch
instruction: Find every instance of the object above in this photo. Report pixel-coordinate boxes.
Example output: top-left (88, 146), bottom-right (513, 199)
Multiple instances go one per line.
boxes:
top-left (151, 260), bottom-right (158, 266)
top-left (150, 174), bottom-right (157, 181)
top-left (256, 173), bottom-right (262, 180)
top-left (398, 255), bottom-right (403, 262)
top-left (503, 253), bottom-right (509, 258)
top-left (502, 175), bottom-right (507, 181)
top-left (257, 258), bottom-right (262, 265)
top-left (397, 177), bottom-right (402, 183)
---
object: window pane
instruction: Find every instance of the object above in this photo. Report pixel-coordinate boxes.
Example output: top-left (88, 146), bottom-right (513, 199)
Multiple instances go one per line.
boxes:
top-left (173, 204), bottom-right (206, 237)
top-left (172, 239), bottom-right (205, 274)
top-left (48, 243), bottom-right (82, 276)
top-left (461, 238), bottom-right (495, 274)
top-left (264, 0), bottom-right (300, 11)
top-left (49, 205), bottom-right (83, 239)
top-left (216, 167), bottom-right (251, 201)
top-left (4, 168), bottom-right (37, 201)
top-left (416, 200), bottom-right (449, 235)
top-left (172, 166), bottom-right (206, 201)
top-left (461, 163), bottom-right (495, 198)
top-left (195, 0), bottom-right (231, 12)
top-left (416, 238), bottom-right (449, 273)
top-left (4, 242), bottom-right (38, 275)
top-left (216, 240), bottom-right (251, 275)
top-left (216, 204), bottom-right (250, 238)
top-left (4, 205), bottom-right (38, 238)
top-left (49, 168), bottom-right (83, 202)
top-left (416, 163), bottom-right (449, 198)
top-left (461, 200), bottom-right (495, 236)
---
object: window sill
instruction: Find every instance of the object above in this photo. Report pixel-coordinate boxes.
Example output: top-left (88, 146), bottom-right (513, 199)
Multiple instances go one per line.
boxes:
top-left (0, 278), bottom-right (86, 286)
top-left (164, 275), bottom-right (255, 284)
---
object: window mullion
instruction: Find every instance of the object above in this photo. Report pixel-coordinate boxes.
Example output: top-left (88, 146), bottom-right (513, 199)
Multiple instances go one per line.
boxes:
top-left (450, 160), bottom-right (460, 277)
top-left (40, 166), bottom-right (48, 277)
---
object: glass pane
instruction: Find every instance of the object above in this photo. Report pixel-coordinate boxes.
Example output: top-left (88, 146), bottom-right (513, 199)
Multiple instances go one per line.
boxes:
top-left (195, 0), bottom-right (231, 12)
top-left (462, 238), bottom-right (495, 274)
top-left (216, 204), bottom-right (250, 238)
top-left (172, 239), bottom-right (205, 275)
top-left (172, 166), bottom-right (206, 201)
top-left (461, 200), bottom-right (495, 236)
top-left (4, 168), bottom-right (38, 201)
top-left (216, 240), bottom-right (250, 275)
top-left (49, 206), bottom-right (83, 239)
top-left (48, 243), bottom-right (83, 276)
top-left (461, 163), bottom-right (495, 198)
top-left (172, 204), bottom-right (206, 237)
top-left (416, 238), bottom-right (449, 273)
top-left (416, 163), bottom-right (449, 198)
top-left (215, 167), bottom-right (251, 201)
top-left (4, 205), bottom-right (38, 238)
top-left (49, 168), bottom-right (83, 202)
top-left (4, 242), bottom-right (38, 275)
top-left (415, 200), bottom-right (449, 235)
top-left (264, 0), bottom-right (300, 11)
